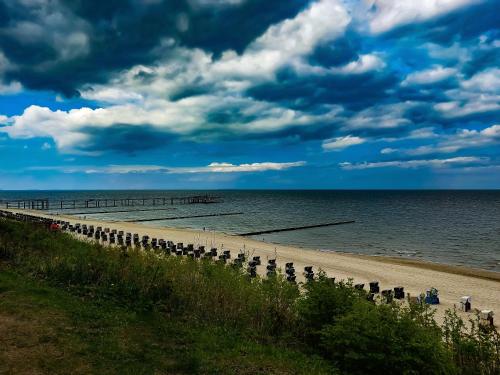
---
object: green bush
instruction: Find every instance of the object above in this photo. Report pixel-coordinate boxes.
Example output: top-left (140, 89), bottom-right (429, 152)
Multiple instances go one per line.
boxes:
top-left (296, 273), bottom-right (363, 345)
top-left (443, 309), bottom-right (500, 375)
top-left (320, 301), bottom-right (456, 375)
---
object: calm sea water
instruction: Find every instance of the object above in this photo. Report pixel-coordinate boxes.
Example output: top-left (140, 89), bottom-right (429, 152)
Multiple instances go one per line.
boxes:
top-left (1, 190), bottom-right (499, 272)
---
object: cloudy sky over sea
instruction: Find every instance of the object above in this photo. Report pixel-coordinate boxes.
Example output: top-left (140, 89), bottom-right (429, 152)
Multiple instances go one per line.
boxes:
top-left (0, 0), bottom-right (498, 189)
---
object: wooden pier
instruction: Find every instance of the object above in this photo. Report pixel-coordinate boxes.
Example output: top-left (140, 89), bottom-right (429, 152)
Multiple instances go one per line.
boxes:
top-left (0, 194), bottom-right (222, 211)
top-left (0, 199), bottom-right (49, 210)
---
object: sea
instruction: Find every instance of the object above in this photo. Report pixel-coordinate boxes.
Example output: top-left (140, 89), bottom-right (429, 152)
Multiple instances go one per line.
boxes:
top-left (1, 190), bottom-right (499, 272)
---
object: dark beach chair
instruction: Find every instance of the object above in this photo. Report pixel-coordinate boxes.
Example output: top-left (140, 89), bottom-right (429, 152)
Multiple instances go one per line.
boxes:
top-left (369, 281), bottom-right (380, 294)
top-left (285, 264), bottom-right (295, 275)
top-left (266, 264), bottom-right (276, 271)
top-left (394, 287), bottom-right (405, 299)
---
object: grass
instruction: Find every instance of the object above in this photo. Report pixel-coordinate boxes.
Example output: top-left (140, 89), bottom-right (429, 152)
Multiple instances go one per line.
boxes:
top-left (0, 218), bottom-right (498, 374)
top-left (0, 267), bottom-right (333, 375)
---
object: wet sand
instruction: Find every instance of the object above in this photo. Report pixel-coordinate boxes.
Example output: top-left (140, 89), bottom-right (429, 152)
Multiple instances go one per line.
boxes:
top-left (7, 209), bottom-right (499, 326)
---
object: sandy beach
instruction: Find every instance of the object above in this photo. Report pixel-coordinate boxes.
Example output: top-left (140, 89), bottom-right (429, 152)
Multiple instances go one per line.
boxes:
top-left (7, 208), bottom-right (499, 326)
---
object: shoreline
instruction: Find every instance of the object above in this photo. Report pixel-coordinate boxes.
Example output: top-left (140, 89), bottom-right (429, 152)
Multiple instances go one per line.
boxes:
top-left (5, 208), bottom-right (499, 326)
top-left (353, 254), bottom-right (500, 283)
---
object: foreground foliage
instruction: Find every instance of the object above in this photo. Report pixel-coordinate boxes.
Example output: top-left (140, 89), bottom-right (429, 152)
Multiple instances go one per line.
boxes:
top-left (0, 219), bottom-right (498, 374)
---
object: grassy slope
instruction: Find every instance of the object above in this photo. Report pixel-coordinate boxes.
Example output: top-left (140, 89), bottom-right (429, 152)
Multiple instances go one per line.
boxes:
top-left (0, 266), bottom-right (333, 375)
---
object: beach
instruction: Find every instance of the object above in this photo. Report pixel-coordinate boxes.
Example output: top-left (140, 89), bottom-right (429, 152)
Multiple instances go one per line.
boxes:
top-left (7, 208), bottom-right (500, 326)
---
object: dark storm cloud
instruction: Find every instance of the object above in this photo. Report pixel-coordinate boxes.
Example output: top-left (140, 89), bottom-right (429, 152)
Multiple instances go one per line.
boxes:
top-left (462, 40), bottom-right (500, 77)
top-left (0, 0), bottom-right (307, 95)
top-left (397, 79), bottom-right (460, 102)
top-left (78, 124), bottom-right (178, 153)
top-left (169, 86), bottom-right (211, 102)
top-left (206, 109), bottom-right (259, 126)
top-left (307, 31), bottom-right (361, 68)
top-left (438, 110), bottom-right (500, 127)
top-left (217, 120), bottom-right (339, 143)
top-left (180, 0), bottom-right (308, 54)
top-left (247, 65), bottom-right (398, 111)
top-left (1, 0), bottom-right (188, 95)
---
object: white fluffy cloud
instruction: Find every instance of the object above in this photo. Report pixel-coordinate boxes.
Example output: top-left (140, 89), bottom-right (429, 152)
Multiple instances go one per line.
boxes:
top-left (460, 68), bottom-right (500, 92)
top-left (322, 135), bottom-right (366, 151)
top-left (434, 95), bottom-right (499, 118)
top-left (82, 87), bottom-right (144, 103)
top-left (1, 98), bottom-right (341, 153)
top-left (366, 0), bottom-right (480, 34)
top-left (203, 161), bottom-right (306, 173)
top-left (342, 102), bottom-right (415, 131)
top-left (380, 147), bottom-right (397, 154)
top-left (388, 124), bottom-right (500, 156)
top-left (212, 0), bottom-right (350, 79)
top-left (2, 101), bottom-right (210, 151)
top-left (434, 68), bottom-right (500, 118)
top-left (31, 161), bottom-right (306, 174)
top-left (331, 54), bottom-right (386, 74)
top-left (401, 66), bottom-right (457, 86)
top-left (340, 156), bottom-right (487, 170)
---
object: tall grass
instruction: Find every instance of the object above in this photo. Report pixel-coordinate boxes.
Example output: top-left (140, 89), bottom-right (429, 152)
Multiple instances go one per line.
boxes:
top-left (0, 219), bottom-right (299, 336)
top-left (1, 218), bottom-right (498, 374)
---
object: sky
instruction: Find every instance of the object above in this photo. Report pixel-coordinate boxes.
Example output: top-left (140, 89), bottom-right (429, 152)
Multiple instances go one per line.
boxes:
top-left (0, 0), bottom-right (499, 190)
